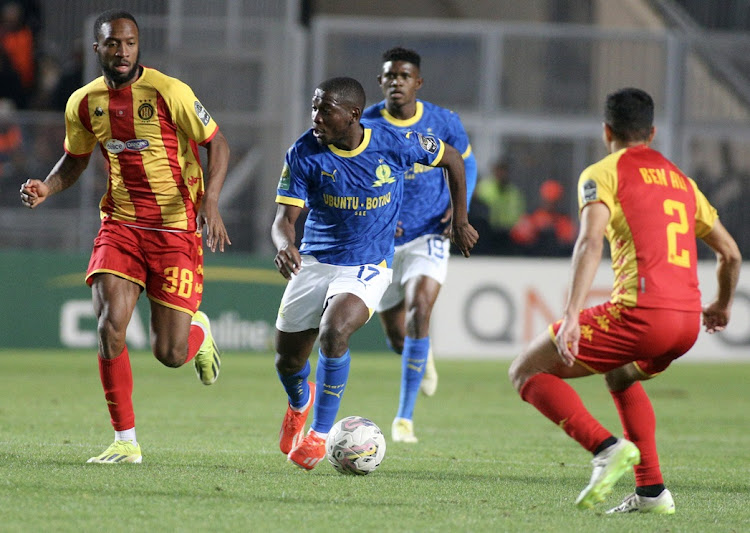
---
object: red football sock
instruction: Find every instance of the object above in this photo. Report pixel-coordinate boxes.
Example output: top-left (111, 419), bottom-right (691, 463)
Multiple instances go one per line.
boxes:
top-left (185, 323), bottom-right (205, 364)
top-left (520, 373), bottom-right (613, 453)
top-left (611, 382), bottom-right (663, 486)
top-left (98, 347), bottom-right (134, 431)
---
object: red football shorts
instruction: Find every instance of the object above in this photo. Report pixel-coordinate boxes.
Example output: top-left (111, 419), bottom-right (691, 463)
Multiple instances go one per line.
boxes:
top-left (86, 220), bottom-right (204, 315)
top-left (550, 302), bottom-right (701, 376)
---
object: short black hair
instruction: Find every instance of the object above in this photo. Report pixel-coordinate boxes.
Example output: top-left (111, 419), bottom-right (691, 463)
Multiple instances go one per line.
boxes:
top-left (317, 76), bottom-right (366, 110)
top-left (93, 9), bottom-right (139, 41)
top-left (605, 88), bottom-right (654, 142)
top-left (382, 46), bottom-right (421, 69)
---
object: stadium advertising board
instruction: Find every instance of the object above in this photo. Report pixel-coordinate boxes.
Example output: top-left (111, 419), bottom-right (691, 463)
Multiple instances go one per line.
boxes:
top-left (432, 257), bottom-right (750, 361)
top-left (0, 251), bottom-right (385, 353)
top-left (1, 251), bottom-right (747, 360)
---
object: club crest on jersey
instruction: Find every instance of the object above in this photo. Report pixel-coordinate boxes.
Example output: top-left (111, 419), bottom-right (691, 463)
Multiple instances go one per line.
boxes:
top-left (194, 101), bottom-right (211, 126)
top-left (138, 102), bottom-right (155, 121)
top-left (581, 179), bottom-right (598, 203)
top-left (278, 163), bottom-right (291, 190)
top-left (94, 107), bottom-right (104, 117)
top-left (372, 163), bottom-right (395, 187)
top-left (104, 139), bottom-right (125, 153)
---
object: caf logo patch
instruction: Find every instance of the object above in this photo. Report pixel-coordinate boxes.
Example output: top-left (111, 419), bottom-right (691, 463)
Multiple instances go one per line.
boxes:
top-left (416, 132), bottom-right (438, 154)
top-left (138, 103), bottom-right (155, 121)
top-left (581, 179), bottom-right (598, 203)
top-left (194, 101), bottom-right (211, 126)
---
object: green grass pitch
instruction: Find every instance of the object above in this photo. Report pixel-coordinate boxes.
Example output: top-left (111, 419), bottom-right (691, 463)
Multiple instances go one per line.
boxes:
top-left (1, 349), bottom-right (748, 532)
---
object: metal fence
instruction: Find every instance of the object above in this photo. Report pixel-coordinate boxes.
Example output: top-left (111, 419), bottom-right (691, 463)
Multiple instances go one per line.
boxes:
top-left (2, 9), bottom-right (750, 256)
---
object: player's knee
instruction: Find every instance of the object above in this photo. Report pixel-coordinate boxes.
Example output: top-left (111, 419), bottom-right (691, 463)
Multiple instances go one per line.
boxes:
top-left (405, 304), bottom-right (432, 336)
top-left (507, 356), bottom-right (528, 394)
top-left (275, 352), bottom-right (307, 375)
top-left (318, 327), bottom-right (349, 357)
top-left (604, 365), bottom-right (638, 391)
top-left (96, 320), bottom-right (126, 358)
top-left (153, 344), bottom-right (187, 368)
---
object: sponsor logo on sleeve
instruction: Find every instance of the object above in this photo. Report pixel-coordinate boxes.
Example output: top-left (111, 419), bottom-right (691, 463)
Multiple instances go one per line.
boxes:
top-left (581, 179), bottom-right (598, 203)
top-left (194, 101), bottom-right (211, 126)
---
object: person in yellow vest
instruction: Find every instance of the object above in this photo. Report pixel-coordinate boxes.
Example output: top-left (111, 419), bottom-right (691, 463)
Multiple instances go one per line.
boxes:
top-left (472, 158), bottom-right (525, 254)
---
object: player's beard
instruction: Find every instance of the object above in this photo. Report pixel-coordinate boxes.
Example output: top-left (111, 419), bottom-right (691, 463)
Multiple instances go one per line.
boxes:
top-left (100, 50), bottom-right (141, 86)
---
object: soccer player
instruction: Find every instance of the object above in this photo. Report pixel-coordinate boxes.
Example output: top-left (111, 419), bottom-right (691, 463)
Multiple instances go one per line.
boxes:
top-left (272, 76), bottom-right (478, 470)
top-left (19, 10), bottom-right (230, 464)
top-left (508, 88), bottom-right (741, 513)
top-left (362, 47), bottom-right (478, 443)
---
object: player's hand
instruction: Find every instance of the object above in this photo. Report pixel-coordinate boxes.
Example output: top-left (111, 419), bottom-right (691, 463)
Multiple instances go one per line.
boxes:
top-left (440, 206), bottom-right (453, 237)
top-left (197, 200), bottom-right (231, 252)
top-left (274, 244), bottom-right (302, 280)
top-left (450, 221), bottom-right (478, 257)
top-left (394, 221), bottom-right (404, 238)
top-left (702, 301), bottom-right (730, 334)
top-left (20, 179), bottom-right (49, 209)
top-left (555, 315), bottom-right (579, 367)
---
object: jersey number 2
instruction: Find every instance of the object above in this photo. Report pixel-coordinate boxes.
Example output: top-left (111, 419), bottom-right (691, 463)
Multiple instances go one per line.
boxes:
top-left (663, 199), bottom-right (690, 268)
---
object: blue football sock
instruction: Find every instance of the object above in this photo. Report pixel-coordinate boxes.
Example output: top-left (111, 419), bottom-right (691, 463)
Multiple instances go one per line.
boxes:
top-left (311, 349), bottom-right (350, 434)
top-left (277, 360), bottom-right (311, 410)
top-left (396, 336), bottom-right (430, 420)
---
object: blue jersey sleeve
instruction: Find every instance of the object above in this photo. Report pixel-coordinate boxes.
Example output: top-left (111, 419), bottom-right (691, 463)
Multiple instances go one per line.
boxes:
top-left (276, 143), bottom-right (308, 208)
top-left (442, 110), bottom-right (477, 206)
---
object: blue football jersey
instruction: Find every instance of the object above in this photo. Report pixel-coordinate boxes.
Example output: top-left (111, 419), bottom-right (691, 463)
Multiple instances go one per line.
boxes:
top-left (276, 119), bottom-right (445, 266)
top-left (362, 100), bottom-right (477, 246)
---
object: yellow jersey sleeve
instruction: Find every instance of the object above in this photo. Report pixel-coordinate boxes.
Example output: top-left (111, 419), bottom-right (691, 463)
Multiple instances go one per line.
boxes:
top-left (688, 177), bottom-right (718, 238)
top-left (577, 150), bottom-right (621, 217)
top-left (63, 83), bottom-right (98, 156)
top-left (152, 72), bottom-right (218, 145)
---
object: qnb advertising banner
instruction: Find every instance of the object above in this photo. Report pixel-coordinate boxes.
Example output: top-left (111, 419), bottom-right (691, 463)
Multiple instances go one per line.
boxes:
top-left (432, 257), bottom-right (750, 361)
top-left (0, 250), bottom-right (387, 353)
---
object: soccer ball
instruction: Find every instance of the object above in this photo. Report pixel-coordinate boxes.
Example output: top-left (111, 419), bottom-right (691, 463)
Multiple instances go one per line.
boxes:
top-left (326, 416), bottom-right (386, 475)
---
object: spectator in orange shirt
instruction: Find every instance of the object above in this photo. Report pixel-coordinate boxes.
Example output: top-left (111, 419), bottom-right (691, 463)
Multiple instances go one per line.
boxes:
top-left (0, 98), bottom-right (24, 202)
top-left (0, 1), bottom-right (35, 104)
top-left (510, 179), bottom-right (577, 256)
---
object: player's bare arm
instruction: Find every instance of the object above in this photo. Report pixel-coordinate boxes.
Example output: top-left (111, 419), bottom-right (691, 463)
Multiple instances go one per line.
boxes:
top-left (699, 219), bottom-right (742, 333)
top-left (435, 143), bottom-right (477, 257)
top-left (197, 129), bottom-right (231, 252)
top-left (556, 202), bottom-right (609, 365)
top-left (20, 153), bottom-right (91, 208)
top-left (272, 203), bottom-right (303, 280)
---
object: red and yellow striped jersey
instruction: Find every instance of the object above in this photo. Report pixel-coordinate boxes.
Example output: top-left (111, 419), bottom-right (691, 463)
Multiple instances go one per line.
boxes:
top-left (64, 67), bottom-right (219, 231)
top-left (578, 145), bottom-right (717, 311)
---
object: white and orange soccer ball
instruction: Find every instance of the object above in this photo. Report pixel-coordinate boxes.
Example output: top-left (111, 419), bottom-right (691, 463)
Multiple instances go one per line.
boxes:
top-left (325, 416), bottom-right (386, 475)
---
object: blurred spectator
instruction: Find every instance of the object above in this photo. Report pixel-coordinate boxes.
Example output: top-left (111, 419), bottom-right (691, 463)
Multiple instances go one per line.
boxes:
top-left (49, 40), bottom-right (83, 111)
top-left (0, 0), bottom-right (34, 108)
top-left (510, 179), bottom-right (577, 256)
top-left (0, 98), bottom-right (25, 204)
top-left (470, 158), bottom-right (526, 254)
top-left (0, 45), bottom-right (24, 107)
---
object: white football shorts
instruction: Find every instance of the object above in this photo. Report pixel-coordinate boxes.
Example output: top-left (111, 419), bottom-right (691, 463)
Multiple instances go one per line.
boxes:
top-left (276, 255), bottom-right (393, 332)
top-left (376, 233), bottom-right (450, 313)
